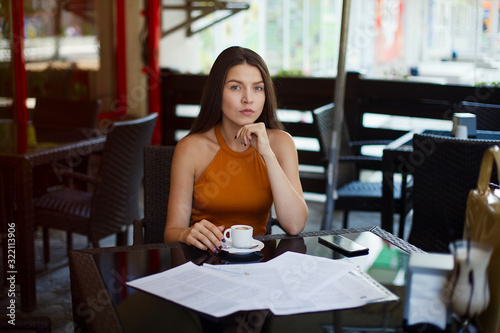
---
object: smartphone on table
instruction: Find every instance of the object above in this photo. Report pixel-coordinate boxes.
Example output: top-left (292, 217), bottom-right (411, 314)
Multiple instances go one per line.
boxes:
top-left (318, 234), bottom-right (369, 257)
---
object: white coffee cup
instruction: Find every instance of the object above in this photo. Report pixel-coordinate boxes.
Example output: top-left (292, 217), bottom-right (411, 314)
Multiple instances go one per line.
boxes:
top-left (224, 225), bottom-right (253, 248)
top-left (452, 113), bottom-right (476, 138)
top-left (454, 125), bottom-right (468, 139)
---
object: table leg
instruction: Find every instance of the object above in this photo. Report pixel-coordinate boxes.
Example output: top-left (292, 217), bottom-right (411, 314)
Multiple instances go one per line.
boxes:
top-left (333, 310), bottom-right (342, 332)
top-left (15, 159), bottom-right (37, 312)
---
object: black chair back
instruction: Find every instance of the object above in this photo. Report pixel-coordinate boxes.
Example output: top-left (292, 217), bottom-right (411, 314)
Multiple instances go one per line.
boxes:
top-left (409, 133), bottom-right (500, 252)
top-left (90, 113), bottom-right (158, 241)
top-left (458, 101), bottom-right (500, 131)
top-left (313, 103), bottom-right (358, 188)
top-left (142, 145), bottom-right (175, 244)
top-left (311, 103), bottom-right (411, 233)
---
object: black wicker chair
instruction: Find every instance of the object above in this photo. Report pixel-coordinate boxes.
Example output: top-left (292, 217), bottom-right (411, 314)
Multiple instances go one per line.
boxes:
top-left (312, 103), bottom-right (412, 232)
top-left (133, 145), bottom-right (175, 245)
top-left (456, 101), bottom-right (500, 131)
top-left (32, 97), bottom-right (102, 193)
top-left (409, 133), bottom-right (500, 253)
top-left (34, 113), bottom-right (157, 261)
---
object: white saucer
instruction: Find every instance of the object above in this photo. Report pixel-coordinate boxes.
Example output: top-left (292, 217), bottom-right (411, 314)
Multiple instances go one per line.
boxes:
top-left (222, 239), bottom-right (264, 254)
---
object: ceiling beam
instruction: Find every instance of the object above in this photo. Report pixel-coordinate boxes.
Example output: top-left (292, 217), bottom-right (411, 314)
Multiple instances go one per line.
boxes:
top-left (161, 1), bottom-right (249, 37)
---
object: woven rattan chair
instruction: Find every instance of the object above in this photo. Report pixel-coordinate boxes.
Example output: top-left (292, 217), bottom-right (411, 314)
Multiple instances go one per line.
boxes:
top-left (34, 113), bottom-right (157, 261)
top-left (409, 133), bottom-right (500, 253)
top-left (133, 145), bottom-right (175, 245)
top-left (312, 103), bottom-right (412, 231)
top-left (456, 101), bottom-right (500, 131)
top-left (32, 97), bottom-right (102, 193)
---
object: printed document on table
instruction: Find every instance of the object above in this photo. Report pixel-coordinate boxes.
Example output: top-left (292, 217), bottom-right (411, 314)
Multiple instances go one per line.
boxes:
top-left (266, 251), bottom-right (356, 296)
top-left (127, 251), bottom-right (398, 317)
top-left (406, 272), bottom-right (448, 329)
top-left (202, 262), bottom-right (305, 312)
top-left (126, 261), bottom-right (267, 317)
top-left (261, 251), bottom-right (395, 315)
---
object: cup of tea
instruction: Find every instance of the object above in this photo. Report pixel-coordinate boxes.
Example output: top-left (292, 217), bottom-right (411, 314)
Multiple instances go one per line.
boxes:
top-left (224, 225), bottom-right (253, 248)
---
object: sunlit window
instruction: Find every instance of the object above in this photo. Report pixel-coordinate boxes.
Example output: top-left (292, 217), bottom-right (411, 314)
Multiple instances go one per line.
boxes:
top-left (160, 0), bottom-right (500, 86)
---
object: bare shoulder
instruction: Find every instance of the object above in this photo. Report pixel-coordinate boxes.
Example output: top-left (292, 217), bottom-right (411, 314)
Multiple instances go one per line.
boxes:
top-left (267, 129), bottom-right (297, 162)
top-left (176, 130), bottom-right (218, 154)
top-left (268, 128), bottom-right (296, 149)
top-left (174, 130), bottom-right (219, 178)
top-left (174, 134), bottom-right (200, 161)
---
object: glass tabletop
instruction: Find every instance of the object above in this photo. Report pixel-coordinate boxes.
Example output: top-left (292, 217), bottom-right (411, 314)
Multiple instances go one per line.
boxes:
top-left (90, 229), bottom-right (412, 332)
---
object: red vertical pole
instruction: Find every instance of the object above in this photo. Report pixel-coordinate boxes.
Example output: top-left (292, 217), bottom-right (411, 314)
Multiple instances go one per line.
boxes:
top-left (12, 0), bottom-right (28, 153)
top-left (147, 0), bottom-right (162, 145)
top-left (118, 252), bottom-right (128, 299)
top-left (115, 0), bottom-right (127, 118)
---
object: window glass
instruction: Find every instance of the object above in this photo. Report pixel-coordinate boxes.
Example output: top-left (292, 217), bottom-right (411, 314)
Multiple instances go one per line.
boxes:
top-left (160, 0), bottom-right (500, 86)
top-left (0, 0), bottom-right (14, 117)
top-left (22, 1), bottom-right (100, 100)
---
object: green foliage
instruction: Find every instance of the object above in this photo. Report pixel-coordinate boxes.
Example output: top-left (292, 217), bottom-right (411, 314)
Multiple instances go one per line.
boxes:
top-left (274, 69), bottom-right (305, 77)
top-left (474, 81), bottom-right (500, 87)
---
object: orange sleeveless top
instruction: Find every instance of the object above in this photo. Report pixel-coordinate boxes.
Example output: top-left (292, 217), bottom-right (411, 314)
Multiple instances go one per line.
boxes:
top-left (191, 124), bottom-right (272, 235)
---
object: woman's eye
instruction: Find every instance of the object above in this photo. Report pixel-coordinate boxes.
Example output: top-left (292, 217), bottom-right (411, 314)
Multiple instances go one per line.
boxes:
top-left (254, 86), bottom-right (264, 91)
top-left (230, 85), bottom-right (240, 90)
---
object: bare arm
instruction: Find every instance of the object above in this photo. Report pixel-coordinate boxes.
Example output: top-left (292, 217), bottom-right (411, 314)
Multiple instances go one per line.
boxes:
top-left (237, 124), bottom-right (308, 234)
top-left (264, 131), bottom-right (308, 234)
top-left (164, 137), bottom-right (224, 251)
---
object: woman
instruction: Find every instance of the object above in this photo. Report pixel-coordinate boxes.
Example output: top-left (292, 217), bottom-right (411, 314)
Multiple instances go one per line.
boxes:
top-left (164, 46), bottom-right (308, 252)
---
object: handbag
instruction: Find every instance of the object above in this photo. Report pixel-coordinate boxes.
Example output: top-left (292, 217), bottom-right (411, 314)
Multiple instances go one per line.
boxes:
top-left (465, 145), bottom-right (500, 333)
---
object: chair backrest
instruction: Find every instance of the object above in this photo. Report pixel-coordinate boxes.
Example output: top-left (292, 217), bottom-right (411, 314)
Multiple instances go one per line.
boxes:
top-left (458, 101), bottom-right (500, 131)
top-left (409, 133), bottom-right (500, 253)
top-left (90, 113), bottom-right (157, 240)
top-left (142, 145), bottom-right (175, 244)
top-left (311, 103), bottom-right (357, 187)
top-left (33, 97), bottom-right (101, 142)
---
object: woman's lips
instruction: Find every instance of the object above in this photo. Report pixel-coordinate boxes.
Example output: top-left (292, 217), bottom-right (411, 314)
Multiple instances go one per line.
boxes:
top-left (240, 109), bottom-right (255, 116)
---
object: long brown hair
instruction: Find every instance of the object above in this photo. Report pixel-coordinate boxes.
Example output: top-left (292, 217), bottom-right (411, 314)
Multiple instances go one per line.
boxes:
top-left (190, 46), bottom-right (283, 134)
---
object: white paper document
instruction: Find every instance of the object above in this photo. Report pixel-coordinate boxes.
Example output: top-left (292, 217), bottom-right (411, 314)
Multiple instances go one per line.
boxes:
top-left (406, 273), bottom-right (448, 329)
top-left (126, 251), bottom-right (398, 317)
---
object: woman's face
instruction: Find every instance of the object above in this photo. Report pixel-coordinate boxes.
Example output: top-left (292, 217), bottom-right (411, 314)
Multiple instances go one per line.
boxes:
top-left (221, 63), bottom-right (265, 127)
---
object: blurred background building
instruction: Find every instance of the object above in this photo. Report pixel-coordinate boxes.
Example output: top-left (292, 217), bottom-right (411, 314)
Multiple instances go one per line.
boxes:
top-left (1, 0), bottom-right (499, 120)
top-left (161, 0), bottom-right (500, 85)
